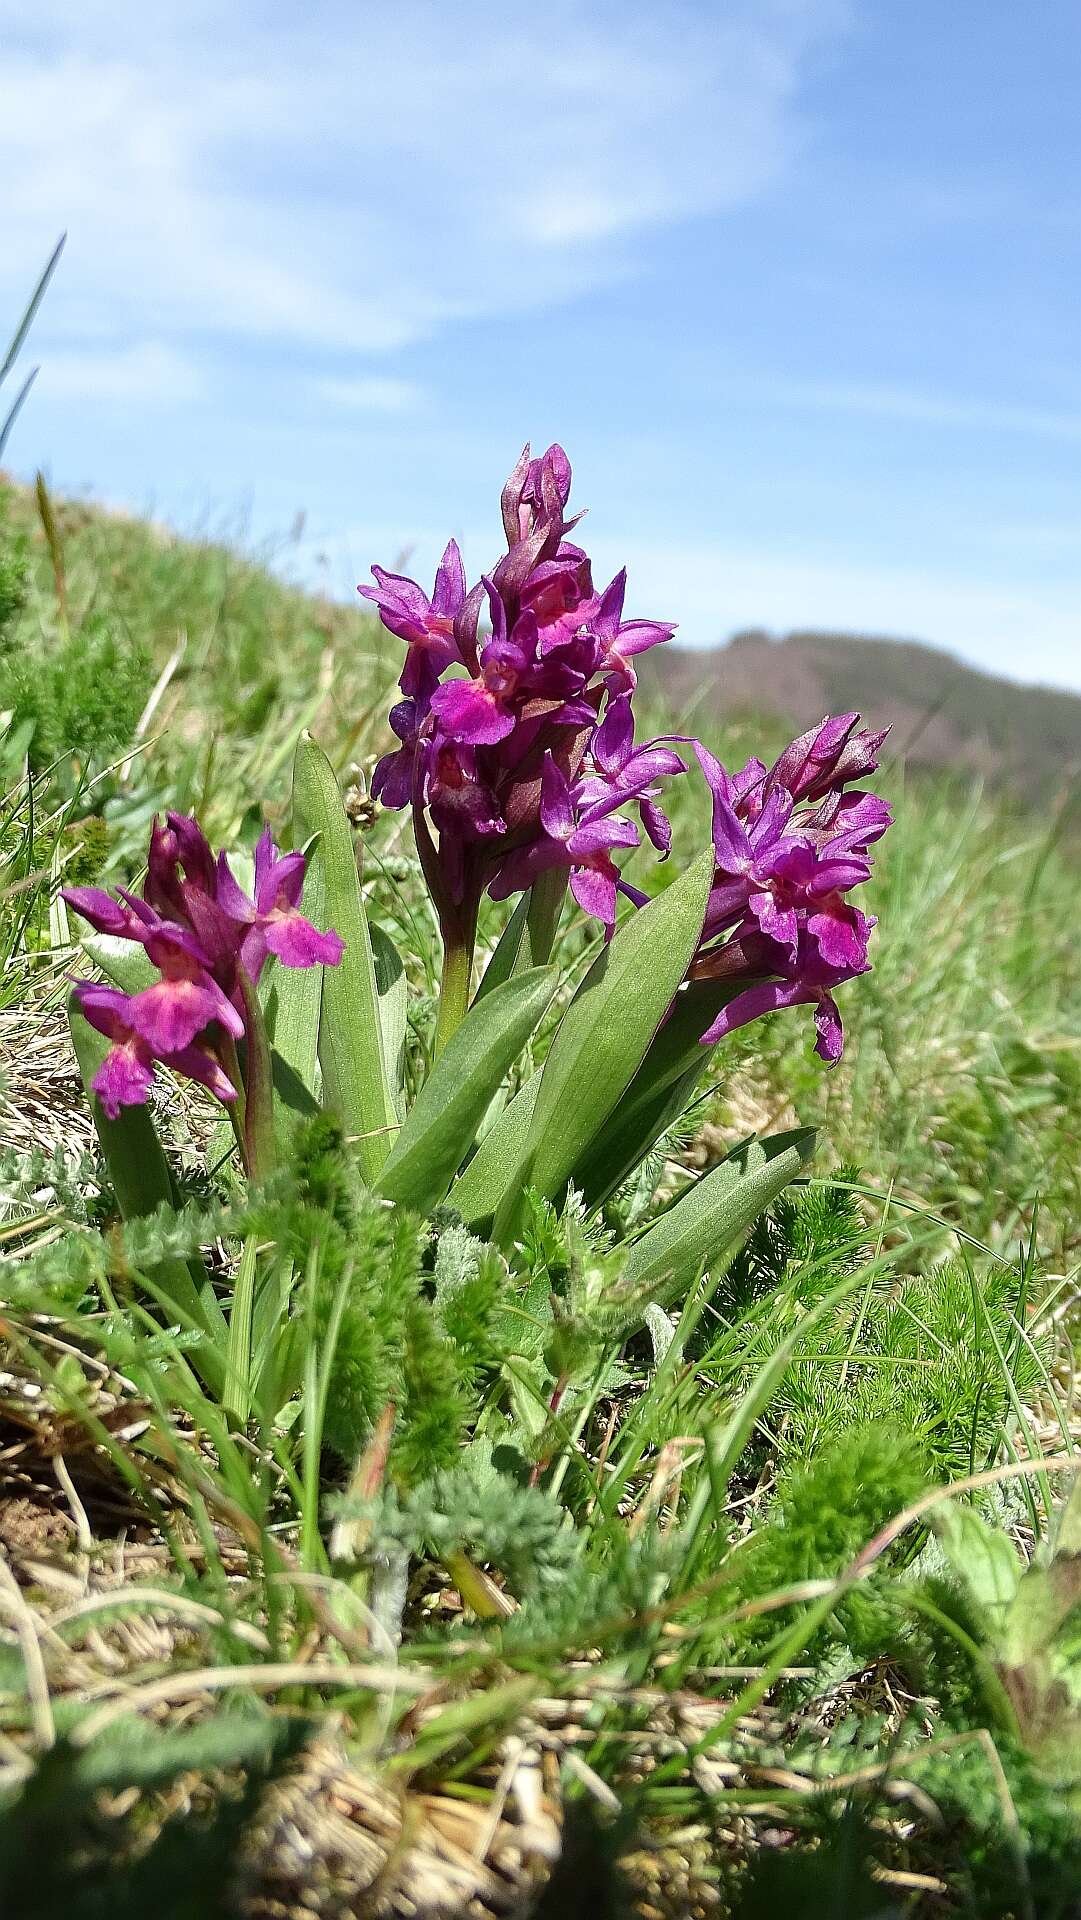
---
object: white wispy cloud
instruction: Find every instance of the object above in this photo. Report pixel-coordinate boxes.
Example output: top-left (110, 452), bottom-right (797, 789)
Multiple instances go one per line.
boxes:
top-left (0, 0), bottom-right (847, 368)
top-left (312, 375), bottom-right (423, 415)
top-left (37, 341), bottom-right (206, 404)
top-left (765, 378), bottom-right (1081, 442)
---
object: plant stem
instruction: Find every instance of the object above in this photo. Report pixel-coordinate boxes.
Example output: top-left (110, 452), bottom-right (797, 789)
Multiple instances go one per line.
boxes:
top-left (434, 931), bottom-right (474, 1057)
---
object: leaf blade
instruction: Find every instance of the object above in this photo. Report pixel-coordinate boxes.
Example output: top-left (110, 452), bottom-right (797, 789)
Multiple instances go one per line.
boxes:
top-left (291, 732), bottom-right (396, 1181)
top-left (618, 1127), bottom-right (817, 1314)
top-left (377, 968), bottom-right (556, 1214)
top-left (499, 848), bottom-right (714, 1232)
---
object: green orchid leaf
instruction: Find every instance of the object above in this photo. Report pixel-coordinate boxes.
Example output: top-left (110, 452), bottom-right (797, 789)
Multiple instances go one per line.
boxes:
top-left (377, 968), bottom-right (556, 1214)
top-left (474, 894), bottom-right (532, 1002)
top-left (495, 847), bottom-right (714, 1238)
top-left (616, 1127), bottom-right (817, 1317)
top-left (263, 837), bottom-right (325, 1105)
top-left (574, 978), bottom-right (743, 1208)
top-left (448, 1069), bottom-right (542, 1227)
top-left (371, 921), bottom-right (408, 1119)
top-left (291, 731), bottom-right (397, 1182)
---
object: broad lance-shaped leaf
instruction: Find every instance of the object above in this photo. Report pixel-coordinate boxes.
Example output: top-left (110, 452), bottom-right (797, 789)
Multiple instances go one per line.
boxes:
top-left (67, 994), bottom-right (227, 1390)
top-left (474, 894), bottom-right (531, 1003)
top-left (449, 1069), bottom-right (541, 1226)
top-left (291, 731), bottom-right (397, 1182)
top-left (377, 968), bottom-right (556, 1214)
top-left (263, 833), bottom-right (325, 1105)
top-left (574, 978), bottom-right (744, 1210)
top-left (371, 921), bottom-right (408, 1120)
top-left (494, 848), bottom-right (714, 1240)
top-left (615, 1128), bottom-right (817, 1320)
top-left (474, 869), bottom-right (568, 1004)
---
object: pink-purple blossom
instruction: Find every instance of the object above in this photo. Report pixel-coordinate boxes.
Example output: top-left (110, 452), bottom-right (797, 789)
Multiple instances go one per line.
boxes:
top-left (66, 816), bottom-right (342, 1119)
top-left (689, 714), bottom-right (892, 1062)
top-left (361, 444), bottom-right (683, 945)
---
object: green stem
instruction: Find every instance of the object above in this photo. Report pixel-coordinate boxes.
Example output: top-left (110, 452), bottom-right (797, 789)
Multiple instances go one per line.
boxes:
top-left (237, 973), bottom-right (278, 1184)
top-left (434, 931), bottom-right (475, 1057)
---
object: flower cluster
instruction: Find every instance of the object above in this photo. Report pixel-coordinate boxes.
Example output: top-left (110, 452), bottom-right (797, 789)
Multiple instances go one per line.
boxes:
top-left (688, 714), bottom-right (891, 1061)
top-left (361, 444), bottom-right (684, 937)
top-left (65, 817), bottom-right (343, 1118)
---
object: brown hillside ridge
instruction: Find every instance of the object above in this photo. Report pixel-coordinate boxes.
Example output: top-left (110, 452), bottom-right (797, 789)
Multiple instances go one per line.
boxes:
top-left (637, 628), bottom-right (1081, 797)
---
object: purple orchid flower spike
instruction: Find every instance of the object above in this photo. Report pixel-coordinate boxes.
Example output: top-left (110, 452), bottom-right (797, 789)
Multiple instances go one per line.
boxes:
top-left (359, 539), bottom-right (466, 701)
top-left (65, 815), bottom-right (343, 1154)
top-left (687, 713), bottom-right (892, 1063)
top-left (362, 443), bottom-right (690, 1045)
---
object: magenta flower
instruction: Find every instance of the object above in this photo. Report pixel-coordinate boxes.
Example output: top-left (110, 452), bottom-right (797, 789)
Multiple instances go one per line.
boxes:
top-left (371, 697), bottom-right (427, 810)
top-left (688, 714), bottom-right (891, 1062)
top-left (576, 693), bottom-right (687, 854)
top-left (75, 984), bottom-right (238, 1118)
top-left (429, 592), bottom-right (537, 746)
top-left (490, 753), bottom-right (640, 936)
top-left (359, 540), bottom-right (466, 701)
top-left (588, 569), bottom-right (676, 693)
top-left (215, 829), bottom-right (344, 982)
top-left (362, 444), bottom-right (683, 966)
top-left (698, 954), bottom-right (860, 1065)
top-left (66, 815), bottom-right (342, 1124)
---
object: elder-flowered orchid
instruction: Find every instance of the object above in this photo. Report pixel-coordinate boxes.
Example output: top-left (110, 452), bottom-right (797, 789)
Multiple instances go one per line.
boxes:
top-left (65, 815), bottom-right (342, 1159)
top-left (360, 443), bottom-right (683, 1041)
top-left (688, 715), bottom-right (891, 1062)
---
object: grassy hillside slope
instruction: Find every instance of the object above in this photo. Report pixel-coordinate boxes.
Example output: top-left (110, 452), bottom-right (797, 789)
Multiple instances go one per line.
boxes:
top-left (639, 627), bottom-right (1081, 799)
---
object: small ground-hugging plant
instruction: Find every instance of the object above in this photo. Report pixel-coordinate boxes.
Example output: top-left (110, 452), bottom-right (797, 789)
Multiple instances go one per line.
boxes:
top-left (3, 440), bottom-right (1078, 1916)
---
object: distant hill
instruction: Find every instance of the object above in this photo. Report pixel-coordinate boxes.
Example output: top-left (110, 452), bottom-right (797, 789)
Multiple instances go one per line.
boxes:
top-left (637, 629), bottom-right (1081, 798)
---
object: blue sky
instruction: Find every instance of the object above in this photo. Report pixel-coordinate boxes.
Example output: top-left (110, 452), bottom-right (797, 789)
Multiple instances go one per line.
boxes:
top-left (2, 0), bottom-right (1079, 688)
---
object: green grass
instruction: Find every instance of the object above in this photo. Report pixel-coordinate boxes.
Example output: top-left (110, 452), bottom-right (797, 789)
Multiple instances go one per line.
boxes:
top-left (3, 477), bottom-right (1081, 1918)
